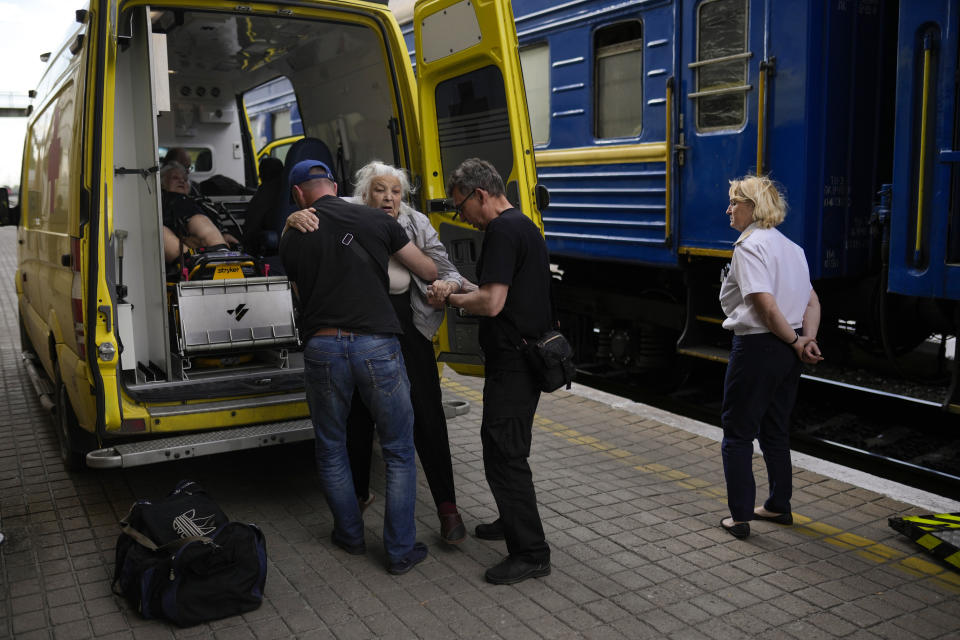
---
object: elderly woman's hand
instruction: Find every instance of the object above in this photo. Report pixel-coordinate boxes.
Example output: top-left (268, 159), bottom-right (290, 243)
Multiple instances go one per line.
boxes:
top-left (283, 208), bottom-right (319, 234)
top-left (426, 279), bottom-right (457, 308)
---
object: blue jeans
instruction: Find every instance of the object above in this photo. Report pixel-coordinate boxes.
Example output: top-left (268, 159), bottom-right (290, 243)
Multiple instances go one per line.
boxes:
top-left (304, 333), bottom-right (417, 563)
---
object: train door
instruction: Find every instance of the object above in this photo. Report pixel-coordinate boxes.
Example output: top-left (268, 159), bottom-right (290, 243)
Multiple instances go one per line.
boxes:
top-left (676, 0), bottom-right (767, 252)
top-left (887, 0), bottom-right (960, 300)
top-left (414, 0), bottom-right (540, 374)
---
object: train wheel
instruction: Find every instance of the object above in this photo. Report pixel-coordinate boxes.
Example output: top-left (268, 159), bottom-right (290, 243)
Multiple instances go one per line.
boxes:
top-left (55, 379), bottom-right (86, 471)
top-left (852, 277), bottom-right (932, 357)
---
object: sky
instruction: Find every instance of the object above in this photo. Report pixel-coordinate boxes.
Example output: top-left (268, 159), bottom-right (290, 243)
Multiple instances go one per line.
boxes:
top-left (0, 0), bottom-right (91, 188)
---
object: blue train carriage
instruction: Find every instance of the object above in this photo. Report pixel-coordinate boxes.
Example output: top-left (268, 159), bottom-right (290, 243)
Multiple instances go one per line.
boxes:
top-left (886, 0), bottom-right (960, 405)
top-left (402, 1), bottom-right (955, 389)
top-left (411, 1), bottom-right (919, 375)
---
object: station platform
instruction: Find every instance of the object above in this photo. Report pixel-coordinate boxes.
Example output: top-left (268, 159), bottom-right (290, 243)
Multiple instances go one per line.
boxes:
top-left (0, 227), bottom-right (958, 638)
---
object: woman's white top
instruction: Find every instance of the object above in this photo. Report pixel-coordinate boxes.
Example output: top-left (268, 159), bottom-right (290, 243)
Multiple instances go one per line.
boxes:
top-left (387, 256), bottom-right (412, 294)
top-left (719, 223), bottom-right (812, 335)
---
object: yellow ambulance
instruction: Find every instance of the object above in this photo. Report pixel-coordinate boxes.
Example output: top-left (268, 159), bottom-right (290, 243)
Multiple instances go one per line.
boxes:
top-left (8, 0), bottom-right (540, 469)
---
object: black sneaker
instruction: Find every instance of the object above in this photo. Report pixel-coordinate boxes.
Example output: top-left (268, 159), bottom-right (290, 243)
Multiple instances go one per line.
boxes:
top-left (475, 518), bottom-right (505, 540)
top-left (387, 542), bottom-right (428, 575)
top-left (484, 555), bottom-right (551, 585)
top-left (331, 532), bottom-right (366, 555)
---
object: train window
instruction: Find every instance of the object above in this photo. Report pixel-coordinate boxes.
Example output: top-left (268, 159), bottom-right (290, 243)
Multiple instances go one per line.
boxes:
top-left (243, 76), bottom-right (301, 155)
top-left (692, 0), bottom-right (750, 131)
top-left (520, 43), bottom-right (550, 145)
top-left (434, 65), bottom-right (514, 186)
top-left (272, 111), bottom-right (293, 140)
top-left (594, 21), bottom-right (643, 139)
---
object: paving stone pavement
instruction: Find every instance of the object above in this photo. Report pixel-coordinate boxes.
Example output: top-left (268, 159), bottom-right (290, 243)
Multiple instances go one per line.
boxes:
top-left (1, 226), bottom-right (959, 639)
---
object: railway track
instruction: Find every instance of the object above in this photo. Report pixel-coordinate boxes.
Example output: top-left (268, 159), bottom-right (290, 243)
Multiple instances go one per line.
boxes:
top-left (576, 360), bottom-right (960, 501)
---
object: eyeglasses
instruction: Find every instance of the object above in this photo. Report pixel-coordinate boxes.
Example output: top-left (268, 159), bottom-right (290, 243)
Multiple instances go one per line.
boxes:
top-left (453, 189), bottom-right (477, 219)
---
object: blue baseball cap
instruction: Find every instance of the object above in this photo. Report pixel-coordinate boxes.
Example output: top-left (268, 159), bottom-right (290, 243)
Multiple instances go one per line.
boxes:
top-left (289, 159), bottom-right (336, 187)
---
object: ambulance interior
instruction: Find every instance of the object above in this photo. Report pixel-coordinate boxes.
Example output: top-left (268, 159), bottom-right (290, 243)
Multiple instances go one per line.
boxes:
top-left (110, 6), bottom-right (405, 395)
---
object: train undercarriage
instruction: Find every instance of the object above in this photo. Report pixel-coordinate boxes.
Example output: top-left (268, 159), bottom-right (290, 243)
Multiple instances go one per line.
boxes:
top-left (552, 255), bottom-right (960, 409)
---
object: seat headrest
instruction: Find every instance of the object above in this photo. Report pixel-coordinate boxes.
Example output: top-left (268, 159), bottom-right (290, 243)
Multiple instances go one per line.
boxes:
top-left (258, 156), bottom-right (283, 182)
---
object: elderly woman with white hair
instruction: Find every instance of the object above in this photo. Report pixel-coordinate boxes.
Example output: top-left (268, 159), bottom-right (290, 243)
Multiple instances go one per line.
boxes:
top-left (285, 160), bottom-right (469, 544)
top-left (718, 175), bottom-right (823, 540)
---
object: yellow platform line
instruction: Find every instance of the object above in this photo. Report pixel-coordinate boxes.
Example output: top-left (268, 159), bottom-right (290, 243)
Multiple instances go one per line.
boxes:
top-left (439, 378), bottom-right (960, 593)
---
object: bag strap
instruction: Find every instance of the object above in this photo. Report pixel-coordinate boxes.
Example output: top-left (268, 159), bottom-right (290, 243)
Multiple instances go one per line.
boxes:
top-left (172, 479), bottom-right (205, 497)
top-left (119, 521), bottom-right (212, 552)
top-left (331, 219), bottom-right (390, 292)
top-left (496, 274), bottom-right (560, 350)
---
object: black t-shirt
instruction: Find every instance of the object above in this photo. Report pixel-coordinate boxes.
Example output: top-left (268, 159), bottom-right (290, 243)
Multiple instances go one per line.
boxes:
top-left (161, 191), bottom-right (218, 233)
top-left (279, 195), bottom-right (410, 336)
top-left (161, 191), bottom-right (203, 230)
top-left (477, 208), bottom-right (552, 361)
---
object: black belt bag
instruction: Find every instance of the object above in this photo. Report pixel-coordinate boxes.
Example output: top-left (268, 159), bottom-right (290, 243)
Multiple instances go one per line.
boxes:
top-left (522, 329), bottom-right (576, 392)
top-left (499, 318), bottom-right (575, 393)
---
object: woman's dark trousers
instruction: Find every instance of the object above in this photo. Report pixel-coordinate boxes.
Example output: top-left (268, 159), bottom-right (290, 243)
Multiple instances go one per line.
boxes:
top-left (721, 333), bottom-right (801, 522)
top-left (347, 292), bottom-right (457, 509)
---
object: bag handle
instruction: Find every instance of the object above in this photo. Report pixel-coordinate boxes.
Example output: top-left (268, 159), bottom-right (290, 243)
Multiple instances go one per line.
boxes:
top-left (119, 520), bottom-right (212, 552)
top-left (118, 501), bottom-right (212, 552)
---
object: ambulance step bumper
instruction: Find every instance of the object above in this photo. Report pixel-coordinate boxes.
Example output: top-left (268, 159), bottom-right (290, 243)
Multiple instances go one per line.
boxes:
top-left (86, 399), bottom-right (470, 469)
top-left (86, 419), bottom-right (314, 469)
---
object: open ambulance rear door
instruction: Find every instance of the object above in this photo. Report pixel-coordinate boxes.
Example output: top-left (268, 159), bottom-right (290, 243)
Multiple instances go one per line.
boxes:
top-left (414, 0), bottom-right (542, 375)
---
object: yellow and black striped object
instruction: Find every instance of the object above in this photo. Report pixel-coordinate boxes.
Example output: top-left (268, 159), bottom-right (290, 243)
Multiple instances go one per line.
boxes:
top-left (889, 513), bottom-right (960, 571)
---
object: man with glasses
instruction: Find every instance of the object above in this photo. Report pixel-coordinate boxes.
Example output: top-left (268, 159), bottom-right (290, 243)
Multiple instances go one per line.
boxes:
top-left (429, 157), bottom-right (553, 585)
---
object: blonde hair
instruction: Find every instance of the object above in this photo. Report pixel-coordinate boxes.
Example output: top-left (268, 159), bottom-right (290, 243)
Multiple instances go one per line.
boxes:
top-left (728, 175), bottom-right (787, 229)
top-left (353, 160), bottom-right (414, 206)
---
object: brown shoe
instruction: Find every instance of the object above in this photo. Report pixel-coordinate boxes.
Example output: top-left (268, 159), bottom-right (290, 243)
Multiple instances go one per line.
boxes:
top-left (439, 511), bottom-right (466, 545)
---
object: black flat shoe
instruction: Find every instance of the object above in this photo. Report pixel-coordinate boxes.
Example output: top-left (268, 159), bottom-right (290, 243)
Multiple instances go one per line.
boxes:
top-left (440, 511), bottom-right (467, 545)
top-left (720, 518), bottom-right (750, 539)
top-left (753, 509), bottom-right (793, 525)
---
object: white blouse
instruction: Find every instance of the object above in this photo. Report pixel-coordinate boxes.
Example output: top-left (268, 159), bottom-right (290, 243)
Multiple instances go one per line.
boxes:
top-left (720, 223), bottom-right (812, 335)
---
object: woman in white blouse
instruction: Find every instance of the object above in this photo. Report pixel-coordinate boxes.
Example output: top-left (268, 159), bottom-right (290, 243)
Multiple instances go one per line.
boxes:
top-left (718, 175), bottom-right (823, 540)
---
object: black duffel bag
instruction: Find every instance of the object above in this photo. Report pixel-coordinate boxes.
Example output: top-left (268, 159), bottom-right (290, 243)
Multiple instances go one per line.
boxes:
top-left (112, 480), bottom-right (267, 627)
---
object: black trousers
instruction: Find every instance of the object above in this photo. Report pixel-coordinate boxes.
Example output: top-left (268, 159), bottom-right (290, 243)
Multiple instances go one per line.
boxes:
top-left (347, 292), bottom-right (457, 509)
top-left (720, 332), bottom-right (801, 521)
top-left (481, 354), bottom-right (550, 563)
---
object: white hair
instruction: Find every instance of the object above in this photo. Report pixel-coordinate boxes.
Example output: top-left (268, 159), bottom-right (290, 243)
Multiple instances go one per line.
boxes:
top-left (353, 160), bottom-right (414, 205)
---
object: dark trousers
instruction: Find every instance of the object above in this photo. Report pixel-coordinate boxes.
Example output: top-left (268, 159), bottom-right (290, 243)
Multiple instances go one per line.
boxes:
top-left (721, 332), bottom-right (802, 521)
top-left (347, 292), bottom-right (457, 509)
top-left (482, 355), bottom-right (550, 563)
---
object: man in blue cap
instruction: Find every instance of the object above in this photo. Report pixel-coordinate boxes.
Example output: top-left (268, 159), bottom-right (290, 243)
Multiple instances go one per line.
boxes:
top-left (280, 159), bottom-right (437, 574)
